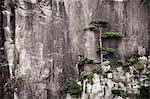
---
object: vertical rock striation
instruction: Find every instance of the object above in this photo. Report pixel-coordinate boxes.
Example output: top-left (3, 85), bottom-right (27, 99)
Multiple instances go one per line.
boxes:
top-left (14, 0), bottom-right (100, 98)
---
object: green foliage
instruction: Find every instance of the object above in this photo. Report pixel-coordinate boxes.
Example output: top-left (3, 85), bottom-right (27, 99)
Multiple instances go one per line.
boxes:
top-left (121, 52), bottom-right (140, 71)
top-left (86, 73), bottom-right (94, 84)
top-left (77, 74), bottom-right (93, 84)
top-left (84, 19), bottom-right (109, 32)
top-left (125, 52), bottom-right (140, 64)
top-left (78, 65), bottom-right (103, 84)
top-left (61, 64), bottom-right (103, 95)
top-left (91, 65), bottom-right (103, 75)
top-left (86, 65), bottom-right (103, 84)
top-left (78, 74), bottom-right (88, 82)
top-left (78, 57), bottom-right (93, 68)
top-left (122, 63), bottom-right (130, 72)
top-left (61, 79), bottom-right (82, 95)
top-left (102, 31), bottom-right (122, 39)
top-left (97, 47), bottom-right (116, 55)
top-left (83, 25), bottom-right (99, 32)
top-left (89, 19), bottom-right (109, 28)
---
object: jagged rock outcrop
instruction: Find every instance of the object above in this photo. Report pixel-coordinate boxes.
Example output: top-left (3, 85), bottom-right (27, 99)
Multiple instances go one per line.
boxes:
top-left (0, 0), bottom-right (149, 99)
top-left (66, 55), bottom-right (150, 99)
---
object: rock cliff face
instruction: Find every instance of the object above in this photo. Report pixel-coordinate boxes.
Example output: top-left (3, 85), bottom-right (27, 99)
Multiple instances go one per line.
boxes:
top-left (0, 0), bottom-right (149, 99)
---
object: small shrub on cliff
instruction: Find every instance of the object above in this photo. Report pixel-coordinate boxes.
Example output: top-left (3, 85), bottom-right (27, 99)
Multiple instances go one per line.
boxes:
top-left (125, 52), bottom-right (140, 64)
top-left (97, 47), bottom-right (116, 55)
top-left (89, 19), bottom-right (109, 28)
top-left (61, 79), bottom-right (82, 95)
top-left (83, 25), bottom-right (99, 32)
top-left (102, 31), bottom-right (122, 39)
top-left (83, 19), bottom-right (109, 32)
top-left (78, 74), bottom-right (88, 82)
top-left (91, 65), bottom-right (103, 75)
top-left (78, 65), bottom-right (103, 84)
top-left (121, 52), bottom-right (140, 71)
top-left (78, 57), bottom-right (93, 68)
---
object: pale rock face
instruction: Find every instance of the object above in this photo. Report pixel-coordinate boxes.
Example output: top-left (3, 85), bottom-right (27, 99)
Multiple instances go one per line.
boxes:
top-left (129, 66), bottom-right (134, 75)
top-left (14, 89), bottom-right (19, 99)
top-left (116, 67), bottom-right (125, 81)
top-left (119, 82), bottom-right (126, 91)
top-left (115, 0), bottom-right (124, 2)
top-left (104, 79), bottom-right (114, 99)
top-left (120, 76), bottom-right (126, 82)
top-left (81, 92), bottom-right (88, 99)
top-left (101, 61), bottom-right (111, 72)
top-left (131, 81), bottom-right (140, 94)
top-left (104, 85), bottom-right (112, 99)
top-left (77, 81), bottom-right (82, 86)
top-left (138, 56), bottom-right (148, 65)
top-left (148, 55), bottom-right (150, 65)
top-left (113, 71), bottom-right (119, 80)
top-left (106, 79), bottom-right (114, 88)
top-left (101, 61), bottom-right (110, 67)
top-left (92, 74), bottom-right (101, 94)
top-left (66, 93), bottom-right (72, 99)
top-left (113, 82), bottom-right (119, 90)
top-left (82, 80), bottom-right (88, 97)
top-left (125, 72), bottom-right (132, 82)
top-left (102, 65), bottom-right (111, 73)
top-left (4, 41), bottom-right (14, 78)
top-left (143, 81), bottom-right (150, 87)
top-left (24, 0), bottom-right (38, 4)
top-left (116, 67), bottom-right (124, 75)
top-left (91, 74), bottom-right (104, 98)
top-left (126, 83), bottom-right (132, 91)
top-left (113, 96), bottom-right (123, 99)
top-left (138, 46), bottom-right (146, 56)
top-left (140, 75), bottom-right (150, 87)
top-left (107, 73), bottom-right (113, 79)
top-left (147, 65), bottom-right (150, 69)
top-left (87, 83), bottom-right (92, 94)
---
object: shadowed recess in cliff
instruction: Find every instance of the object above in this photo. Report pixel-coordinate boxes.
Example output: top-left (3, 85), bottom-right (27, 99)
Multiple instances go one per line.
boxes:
top-left (0, 0), bottom-right (11, 98)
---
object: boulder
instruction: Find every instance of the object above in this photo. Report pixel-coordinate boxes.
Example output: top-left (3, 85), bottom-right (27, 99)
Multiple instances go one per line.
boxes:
top-left (66, 93), bottom-right (72, 99)
top-left (138, 46), bottom-right (146, 56)
top-left (138, 56), bottom-right (147, 65)
top-left (117, 67), bottom-right (124, 76)
top-left (148, 55), bottom-right (150, 65)
top-left (101, 61), bottom-right (110, 67)
top-left (107, 73), bottom-right (113, 79)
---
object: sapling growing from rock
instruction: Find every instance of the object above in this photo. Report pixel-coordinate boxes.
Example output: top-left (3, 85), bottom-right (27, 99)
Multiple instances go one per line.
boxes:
top-left (84, 19), bottom-right (109, 64)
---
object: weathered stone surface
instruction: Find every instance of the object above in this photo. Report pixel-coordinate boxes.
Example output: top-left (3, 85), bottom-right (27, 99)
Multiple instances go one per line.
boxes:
top-left (138, 46), bottom-right (146, 56)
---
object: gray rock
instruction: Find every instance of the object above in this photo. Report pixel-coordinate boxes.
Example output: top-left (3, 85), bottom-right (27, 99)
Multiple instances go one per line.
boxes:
top-left (138, 46), bottom-right (146, 56)
top-left (148, 55), bottom-right (150, 65)
top-left (138, 56), bottom-right (148, 65)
